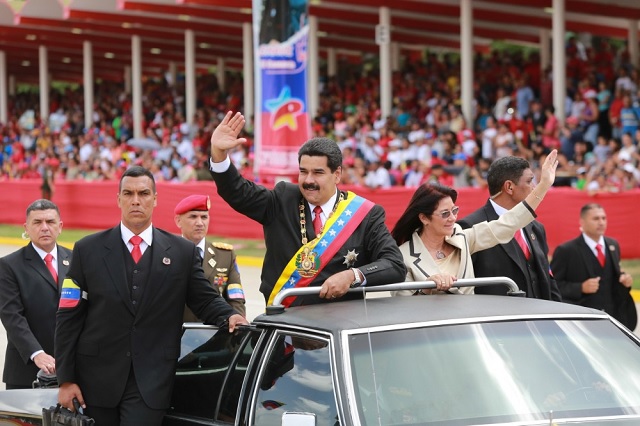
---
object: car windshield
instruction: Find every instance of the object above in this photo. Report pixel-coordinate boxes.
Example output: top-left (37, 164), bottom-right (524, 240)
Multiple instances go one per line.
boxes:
top-left (347, 319), bottom-right (640, 425)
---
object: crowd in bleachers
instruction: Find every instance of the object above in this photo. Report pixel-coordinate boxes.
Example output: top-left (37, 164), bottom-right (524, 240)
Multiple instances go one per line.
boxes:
top-left (1, 36), bottom-right (640, 195)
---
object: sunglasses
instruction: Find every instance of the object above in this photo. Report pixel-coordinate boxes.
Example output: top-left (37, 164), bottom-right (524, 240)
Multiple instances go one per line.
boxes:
top-left (434, 206), bottom-right (460, 219)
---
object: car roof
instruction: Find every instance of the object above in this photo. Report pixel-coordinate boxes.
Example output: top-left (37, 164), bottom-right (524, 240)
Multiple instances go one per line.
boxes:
top-left (253, 294), bottom-right (610, 333)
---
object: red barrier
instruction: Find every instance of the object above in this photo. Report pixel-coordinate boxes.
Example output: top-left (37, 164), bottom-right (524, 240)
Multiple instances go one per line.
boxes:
top-left (2, 180), bottom-right (640, 258)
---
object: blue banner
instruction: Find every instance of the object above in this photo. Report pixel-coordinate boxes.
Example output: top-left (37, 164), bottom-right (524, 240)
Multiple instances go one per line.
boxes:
top-left (254, 0), bottom-right (311, 180)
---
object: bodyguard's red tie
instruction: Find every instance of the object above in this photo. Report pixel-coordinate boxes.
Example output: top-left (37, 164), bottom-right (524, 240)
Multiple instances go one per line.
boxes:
top-left (596, 243), bottom-right (606, 267)
top-left (313, 205), bottom-right (323, 235)
top-left (44, 253), bottom-right (58, 283)
top-left (130, 235), bottom-right (143, 263)
top-left (514, 230), bottom-right (531, 260)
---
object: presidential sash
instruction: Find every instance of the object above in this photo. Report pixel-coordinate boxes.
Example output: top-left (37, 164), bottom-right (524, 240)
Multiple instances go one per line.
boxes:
top-left (268, 191), bottom-right (374, 307)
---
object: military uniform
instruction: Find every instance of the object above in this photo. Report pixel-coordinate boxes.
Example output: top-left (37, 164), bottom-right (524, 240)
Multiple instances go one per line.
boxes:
top-left (184, 241), bottom-right (246, 320)
top-left (174, 194), bottom-right (247, 320)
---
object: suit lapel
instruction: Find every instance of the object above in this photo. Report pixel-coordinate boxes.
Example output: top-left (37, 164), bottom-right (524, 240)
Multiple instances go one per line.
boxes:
top-left (56, 246), bottom-right (72, 290)
top-left (576, 237), bottom-right (599, 277)
top-left (135, 228), bottom-right (172, 319)
top-left (102, 226), bottom-right (136, 315)
top-left (203, 243), bottom-right (216, 281)
top-left (24, 244), bottom-right (58, 290)
top-left (484, 203), bottom-right (529, 273)
top-left (409, 233), bottom-right (436, 279)
top-left (603, 237), bottom-right (621, 276)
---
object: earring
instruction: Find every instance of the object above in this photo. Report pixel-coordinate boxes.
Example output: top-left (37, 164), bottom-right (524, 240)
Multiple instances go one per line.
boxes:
top-left (21, 232), bottom-right (29, 240)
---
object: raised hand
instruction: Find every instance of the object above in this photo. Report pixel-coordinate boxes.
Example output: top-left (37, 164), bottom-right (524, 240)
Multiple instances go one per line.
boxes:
top-left (539, 149), bottom-right (559, 189)
top-left (210, 111), bottom-right (247, 162)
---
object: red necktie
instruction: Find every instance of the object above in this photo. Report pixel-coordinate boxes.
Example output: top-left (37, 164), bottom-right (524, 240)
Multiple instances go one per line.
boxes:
top-left (596, 243), bottom-right (606, 267)
top-left (44, 253), bottom-right (58, 283)
top-left (514, 230), bottom-right (531, 260)
top-left (313, 206), bottom-right (323, 235)
top-left (130, 236), bottom-right (143, 263)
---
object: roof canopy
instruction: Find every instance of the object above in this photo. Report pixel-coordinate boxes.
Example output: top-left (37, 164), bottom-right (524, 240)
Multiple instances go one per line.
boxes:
top-left (0, 0), bottom-right (639, 83)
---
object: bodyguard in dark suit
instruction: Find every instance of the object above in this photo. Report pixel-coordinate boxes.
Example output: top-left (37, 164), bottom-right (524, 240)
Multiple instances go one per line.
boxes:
top-left (209, 112), bottom-right (405, 306)
top-left (458, 156), bottom-right (562, 301)
top-left (55, 166), bottom-right (248, 425)
top-left (551, 204), bottom-right (636, 330)
top-left (0, 199), bottom-right (71, 389)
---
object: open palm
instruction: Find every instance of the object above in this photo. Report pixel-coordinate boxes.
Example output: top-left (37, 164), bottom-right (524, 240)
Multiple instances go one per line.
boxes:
top-left (210, 111), bottom-right (247, 153)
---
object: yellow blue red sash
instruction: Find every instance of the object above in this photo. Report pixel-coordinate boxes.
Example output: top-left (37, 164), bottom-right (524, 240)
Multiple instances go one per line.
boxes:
top-left (268, 191), bottom-right (374, 307)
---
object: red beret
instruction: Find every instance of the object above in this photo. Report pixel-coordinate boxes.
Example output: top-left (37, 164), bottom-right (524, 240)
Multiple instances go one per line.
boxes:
top-left (174, 194), bottom-right (210, 215)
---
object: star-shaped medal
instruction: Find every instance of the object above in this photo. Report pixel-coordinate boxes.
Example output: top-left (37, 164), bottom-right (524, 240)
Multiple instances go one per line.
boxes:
top-left (343, 249), bottom-right (359, 267)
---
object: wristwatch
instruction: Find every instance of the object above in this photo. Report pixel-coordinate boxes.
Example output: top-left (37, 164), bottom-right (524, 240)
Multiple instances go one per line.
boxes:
top-left (350, 268), bottom-right (363, 288)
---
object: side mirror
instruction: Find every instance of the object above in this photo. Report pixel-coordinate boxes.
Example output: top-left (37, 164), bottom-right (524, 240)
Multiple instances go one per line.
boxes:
top-left (281, 411), bottom-right (316, 426)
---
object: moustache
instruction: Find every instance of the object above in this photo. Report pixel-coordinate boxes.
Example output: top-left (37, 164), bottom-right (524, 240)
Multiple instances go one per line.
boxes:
top-left (302, 183), bottom-right (320, 191)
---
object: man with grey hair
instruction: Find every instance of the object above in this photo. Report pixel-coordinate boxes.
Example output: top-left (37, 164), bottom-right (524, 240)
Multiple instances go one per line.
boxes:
top-left (209, 111), bottom-right (405, 306)
top-left (0, 199), bottom-right (72, 388)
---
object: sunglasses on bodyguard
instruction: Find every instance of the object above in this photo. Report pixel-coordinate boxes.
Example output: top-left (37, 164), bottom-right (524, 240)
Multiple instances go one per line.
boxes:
top-left (434, 206), bottom-right (460, 219)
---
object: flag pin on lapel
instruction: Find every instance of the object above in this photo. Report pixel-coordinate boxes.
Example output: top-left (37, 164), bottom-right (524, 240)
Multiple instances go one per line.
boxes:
top-left (163, 257), bottom-right (171, 265)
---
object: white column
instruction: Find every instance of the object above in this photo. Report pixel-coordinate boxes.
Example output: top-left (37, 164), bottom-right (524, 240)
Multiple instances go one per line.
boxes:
top-left (460, 0), bottom-right (473, 126)
top-left (391, 42), bottom-right (400, 72)
top-left (131, 35), bottom-right (143, 139)
top-left (217, 57), bottom-right (226, 93)
top-left (378, 7), bottom-right (392, 119)
top-left (39, 45), bottom-right (49, 122)
top-left (630, 19), bottom-right (639, 69)
top-left (0, 51), bottom-right (6, 125)
top-left (168, 61), bottom-right (177, 87)
top-left (184, 29), bottom-right (196, 128)
top-left (308, 15), bottom-right (319, 121)
top-left (242, 22), bottom-right (253, 122)
top-left (327, 47), bottom-right (337, 78)
top-left (539, 29), bottom-right (551, 73)
top-left (552, 0), bottom-right (566, 122)
top-left (124, 66), bottom-right (131, 94)
top-left (8, 75), bottom-right (15, 96)
top-left (83, 41), bottom-right (94, 130)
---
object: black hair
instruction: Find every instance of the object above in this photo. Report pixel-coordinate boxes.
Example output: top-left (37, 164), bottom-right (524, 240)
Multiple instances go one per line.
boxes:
top-left (391, 183), bottom-right (458, 246)
top-left (487, 156), bottom-right (530, 196)
top-left (298, 138), bottom-right (342, 172)
top-left (119, 165), bottom-right (156, 193)
top-left (580, 203), bottom-right (604, 218)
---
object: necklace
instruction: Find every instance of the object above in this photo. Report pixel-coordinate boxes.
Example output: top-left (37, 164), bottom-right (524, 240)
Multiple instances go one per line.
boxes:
top-left (435, 250), bottom-right (446, 259)
top-left (299, 193), bottom-right (344, 245)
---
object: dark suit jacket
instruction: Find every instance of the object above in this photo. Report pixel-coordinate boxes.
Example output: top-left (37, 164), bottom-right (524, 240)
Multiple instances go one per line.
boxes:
top-left (55, 226), bottom-right (236, 409)
top-left (550, 235), bottom-right (637, 330)
top-left (0, 243), bottom-right (72, 386)
top-left (211, 163), bottom-right (406, 305)
top-left (458, 200), bottom-right (562, 301)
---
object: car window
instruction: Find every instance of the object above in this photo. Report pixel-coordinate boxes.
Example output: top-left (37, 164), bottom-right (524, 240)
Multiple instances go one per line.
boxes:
top-left (348, 319), bottom-right (640, 425)
top-left (252, 334), bottom-right (339, 426)
top-left (167, 327), bottom-right (259, 423)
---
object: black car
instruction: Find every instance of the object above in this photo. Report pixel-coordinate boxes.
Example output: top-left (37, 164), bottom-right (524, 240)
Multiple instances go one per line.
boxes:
top-left (2, 278), bottom-right (640, 425)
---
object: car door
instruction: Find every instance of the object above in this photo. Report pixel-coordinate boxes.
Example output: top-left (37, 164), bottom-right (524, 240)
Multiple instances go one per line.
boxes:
top-left (247, 331), bottom-right (341, 426)
top-left (163, 324), bottom-right (264, 425)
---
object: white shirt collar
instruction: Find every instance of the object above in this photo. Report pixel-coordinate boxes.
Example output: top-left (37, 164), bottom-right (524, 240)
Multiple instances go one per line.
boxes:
top-left (582, 233), bottom-right (605, 253)
top-left (196, 238), bottom-right (206, 255)
top-left (121, 223), bottom-right (153, 248)
top-left (31, 243), bottom-right (58, 262)
top-left (489, 198), bottom-right (509, 216)
top-left (307, 189), bottom-right (339, 219)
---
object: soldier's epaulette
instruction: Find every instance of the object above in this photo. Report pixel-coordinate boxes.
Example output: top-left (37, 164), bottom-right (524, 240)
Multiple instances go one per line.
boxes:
top-left (211, 242), bottom-right (233, 251)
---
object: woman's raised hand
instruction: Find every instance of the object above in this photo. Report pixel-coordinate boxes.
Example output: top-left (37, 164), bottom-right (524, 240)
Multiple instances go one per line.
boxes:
top-left (539, 149), bottom-right (559, 189)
